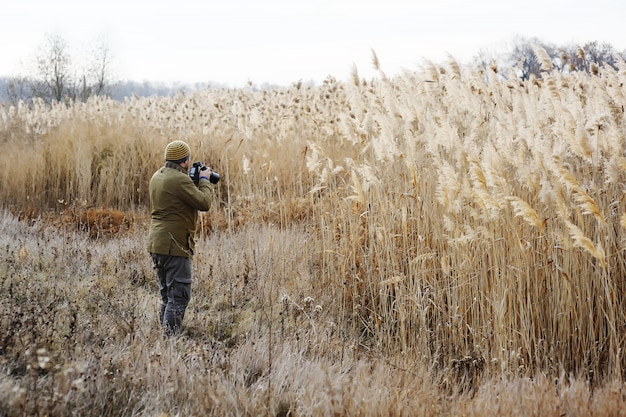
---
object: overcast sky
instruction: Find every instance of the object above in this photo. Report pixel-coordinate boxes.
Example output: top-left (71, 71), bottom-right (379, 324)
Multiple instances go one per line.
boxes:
top-left (2, 0), bottom-right (625, 87)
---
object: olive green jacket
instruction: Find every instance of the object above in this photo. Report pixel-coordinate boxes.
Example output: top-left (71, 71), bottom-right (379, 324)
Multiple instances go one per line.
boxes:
top-left (147, 162), bottom-right (212, 258)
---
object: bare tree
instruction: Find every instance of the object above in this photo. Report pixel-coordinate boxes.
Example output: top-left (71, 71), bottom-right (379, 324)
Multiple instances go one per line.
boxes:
top-left (33, 33), bottom-right (74, 103)
top-left (26, 33), bottom-right (115, 103)
top-left (91, 38), bottom-right (112, 96)
top-left (568, 41), bottom-right (619, 73)
top-left (77, 36), bottom-right (113, 100)
top-left (506, 37), bottom-right (557, 80)
top-left (511, 43), bottom-right (541, 80)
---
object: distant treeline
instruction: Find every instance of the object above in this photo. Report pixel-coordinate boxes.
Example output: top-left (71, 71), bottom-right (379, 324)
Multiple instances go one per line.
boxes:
top-left (0, 78), bottom-right (224, 102)
top-left (1, 36), bottom-right (625, 104)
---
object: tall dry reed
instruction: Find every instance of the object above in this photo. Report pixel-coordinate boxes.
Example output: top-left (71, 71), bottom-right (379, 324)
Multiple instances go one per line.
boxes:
top-left (2, 51), bottom-right (626, 412)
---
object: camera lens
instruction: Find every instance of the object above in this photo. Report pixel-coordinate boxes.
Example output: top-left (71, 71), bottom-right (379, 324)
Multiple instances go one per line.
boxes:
top-left (209, 172), bottom-right (220, 184)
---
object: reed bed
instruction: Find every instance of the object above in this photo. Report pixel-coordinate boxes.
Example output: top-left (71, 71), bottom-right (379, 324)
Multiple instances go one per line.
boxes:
top-left (1, 50), bottom-right (626, 415)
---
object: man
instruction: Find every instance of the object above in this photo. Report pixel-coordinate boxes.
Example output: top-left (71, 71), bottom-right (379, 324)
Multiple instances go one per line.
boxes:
top-left (147, 140), bottom-right (214, 336)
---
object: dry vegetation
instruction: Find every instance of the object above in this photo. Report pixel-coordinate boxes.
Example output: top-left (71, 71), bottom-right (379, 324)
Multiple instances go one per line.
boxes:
top-left (1, 49), bottom-right (626, 415)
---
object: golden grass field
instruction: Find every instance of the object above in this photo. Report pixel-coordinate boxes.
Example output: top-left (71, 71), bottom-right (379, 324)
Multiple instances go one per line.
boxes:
top-left (2, 50), bottom-right (626, 415)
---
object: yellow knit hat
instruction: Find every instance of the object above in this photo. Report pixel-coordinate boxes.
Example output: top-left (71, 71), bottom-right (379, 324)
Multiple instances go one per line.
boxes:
top-left (164, 140), bottom-right (191, 162)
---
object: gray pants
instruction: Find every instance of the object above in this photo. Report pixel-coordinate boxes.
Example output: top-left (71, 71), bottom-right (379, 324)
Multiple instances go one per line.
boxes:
top-left (151, 254), bottom-right (192, 335)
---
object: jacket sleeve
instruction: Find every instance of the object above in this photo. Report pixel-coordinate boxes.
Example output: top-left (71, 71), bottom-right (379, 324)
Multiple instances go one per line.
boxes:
top-left (176, 175), bottom-right (213, 211)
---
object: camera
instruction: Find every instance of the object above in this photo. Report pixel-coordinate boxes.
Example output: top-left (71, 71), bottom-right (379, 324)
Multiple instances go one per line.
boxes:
top-left (189, 161), bottom-right (220, 184)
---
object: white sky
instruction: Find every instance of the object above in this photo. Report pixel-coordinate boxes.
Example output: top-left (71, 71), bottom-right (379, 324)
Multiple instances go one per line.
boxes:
top-left (1, 0), bottom-right (625, 87)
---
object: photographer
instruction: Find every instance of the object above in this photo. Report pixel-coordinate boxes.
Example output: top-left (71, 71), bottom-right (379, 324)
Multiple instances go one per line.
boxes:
top-left (147, 140), bottom-right (216, 336)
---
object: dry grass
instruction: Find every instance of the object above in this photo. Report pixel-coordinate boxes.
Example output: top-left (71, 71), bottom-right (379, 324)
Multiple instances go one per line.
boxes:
top-left (2, 212), bottom-right (625, 416)
top-left (2, 50), bottom-right (626, 415)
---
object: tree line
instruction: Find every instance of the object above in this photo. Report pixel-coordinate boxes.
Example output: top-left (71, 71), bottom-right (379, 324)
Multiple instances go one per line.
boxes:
top-left (495, 37), bottom-right (626, 79)
top-left (3, 34), bottom-right (113, 105)
top-left (0, 33), bottom-right (220, 105)
top-left (1, 34), bottom-right (625, 105)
